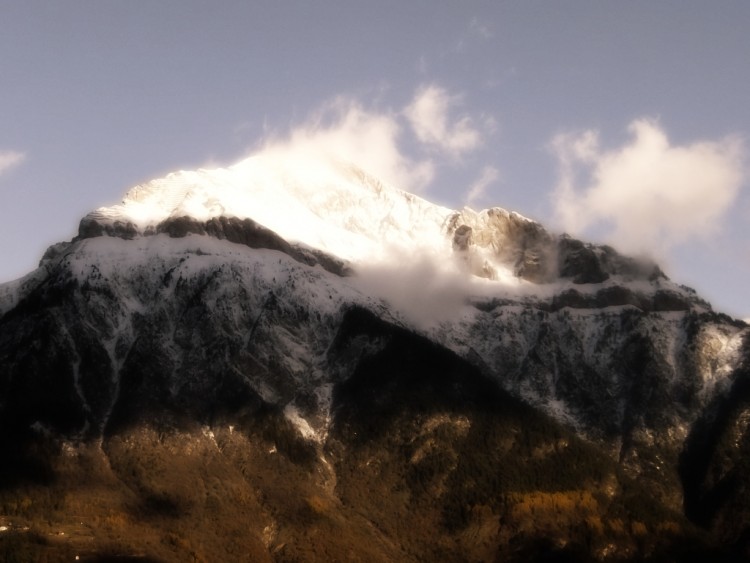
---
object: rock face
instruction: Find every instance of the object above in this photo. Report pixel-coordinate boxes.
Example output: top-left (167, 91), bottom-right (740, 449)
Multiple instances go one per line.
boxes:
top-left (445, 207), bottom-right (664, 285)
top-left (446, 207), bottom-right (557, 282)
top-left (1, 156), bottom-right (749, 561)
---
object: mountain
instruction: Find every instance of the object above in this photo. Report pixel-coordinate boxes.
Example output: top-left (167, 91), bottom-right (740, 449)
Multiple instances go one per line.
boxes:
top-left (0, 149), bottom-right (748, 562)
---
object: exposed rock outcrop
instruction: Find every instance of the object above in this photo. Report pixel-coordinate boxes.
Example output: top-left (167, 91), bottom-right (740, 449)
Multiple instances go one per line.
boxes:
top-left (446, 207), bottom-right (556, 282)
top-left (445, 207), bottom-right (665, 286)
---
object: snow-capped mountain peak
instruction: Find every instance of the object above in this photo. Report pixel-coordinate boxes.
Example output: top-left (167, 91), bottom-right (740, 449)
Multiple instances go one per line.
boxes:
top-left (3, 146), bottom-right (750, 560)
top-left (86, 149), bottom-right (457, 267)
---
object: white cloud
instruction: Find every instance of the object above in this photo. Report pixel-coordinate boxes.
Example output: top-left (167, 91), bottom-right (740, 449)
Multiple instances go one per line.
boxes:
top-left (262, 96), bottom-right (434, 192)
top-left (0, 150), bottom-right (25, 176)
top-left (354, 251), bottom-right (471, 328)
top-left (466, 165), bottom-right (499, 207)
top-left (550, 119), bottom-right (745, 256)
top-left (404, 85), bottom-right (483, 158)
top-left (257, 85), bottom-right (494, 193)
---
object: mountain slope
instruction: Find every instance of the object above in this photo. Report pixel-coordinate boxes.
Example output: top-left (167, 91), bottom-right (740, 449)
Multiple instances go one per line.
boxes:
top-left (0, 151), bottom-right (748, 561)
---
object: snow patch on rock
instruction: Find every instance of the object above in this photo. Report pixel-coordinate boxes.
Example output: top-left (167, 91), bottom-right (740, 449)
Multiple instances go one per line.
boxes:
top-left (284, 403), bottom-right (319, 442)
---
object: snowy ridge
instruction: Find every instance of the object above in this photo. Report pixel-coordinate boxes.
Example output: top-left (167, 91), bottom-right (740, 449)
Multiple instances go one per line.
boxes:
top-left (82, 146), bottom-right (703, 304)
top-left (89, 150), bottom-right (456, 266)
top-left (5, 147), bottom-right (747, 449)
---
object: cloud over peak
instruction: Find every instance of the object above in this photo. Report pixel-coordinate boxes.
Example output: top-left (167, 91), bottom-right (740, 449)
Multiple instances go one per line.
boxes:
top-left (262, 96), bottom-right (435, 193)
top-left (404, 85), bottom-right (485, 158)
top-left (550, 119), bottom-right (745, 256)
top-left (257, 85), bottom-right (494, 195)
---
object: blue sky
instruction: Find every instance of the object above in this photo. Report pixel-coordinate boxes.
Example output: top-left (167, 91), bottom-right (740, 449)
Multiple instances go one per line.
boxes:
top-left (1, 2), bottom-right (748, 319)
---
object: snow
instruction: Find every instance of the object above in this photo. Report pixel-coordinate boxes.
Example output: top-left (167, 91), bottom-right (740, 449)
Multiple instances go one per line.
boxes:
top-left (283, 403), bottom-right (319, 442)
top-left (74, 145), bottom-right (714, 320)
top-left (313, 383), bottom-right (333, 414)
top-left (543, 398), bottom-right (584, 433)
top-left (90, 150), bottom-right (454, 267)
top-left (0, 267), bottom-right (49, 315)
top-left (5, 145), bottom-right (743, 451)
top-left (697, 323), bottom-right (748, 397)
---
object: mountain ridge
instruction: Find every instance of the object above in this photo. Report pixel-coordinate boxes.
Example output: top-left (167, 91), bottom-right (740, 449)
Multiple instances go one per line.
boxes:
top-left (1, 150), bottom-right (749, 561)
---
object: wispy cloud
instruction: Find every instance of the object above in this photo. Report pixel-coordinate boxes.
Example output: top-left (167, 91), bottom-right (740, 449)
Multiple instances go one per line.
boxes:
top-left (404, 85), bottom-right (485, 159)
top-left (550, 119), bottom-right (745, 256)
top-left (466, 165), bottom-right (499, 207)
top-left (261, 96), bottom-right (434, 193)
top-left (468, 17), bottom-right (493, 40)
top-left (0, 150), bottom-right (25, 176)
top-left (258, 85), bottom-right (494, 194)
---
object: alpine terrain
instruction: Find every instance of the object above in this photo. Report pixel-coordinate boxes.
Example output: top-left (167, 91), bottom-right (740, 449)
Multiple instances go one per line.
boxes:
top-left (0, 147), bottom-right (748, 562)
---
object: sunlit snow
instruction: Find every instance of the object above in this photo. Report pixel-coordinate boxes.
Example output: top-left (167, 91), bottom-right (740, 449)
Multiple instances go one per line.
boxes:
top-left (92, 149), bottom-right (456, 267)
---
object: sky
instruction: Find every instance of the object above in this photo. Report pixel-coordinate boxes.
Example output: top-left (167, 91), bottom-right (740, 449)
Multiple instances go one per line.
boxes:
top-left (1, 1), bottom-right (748, 320)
